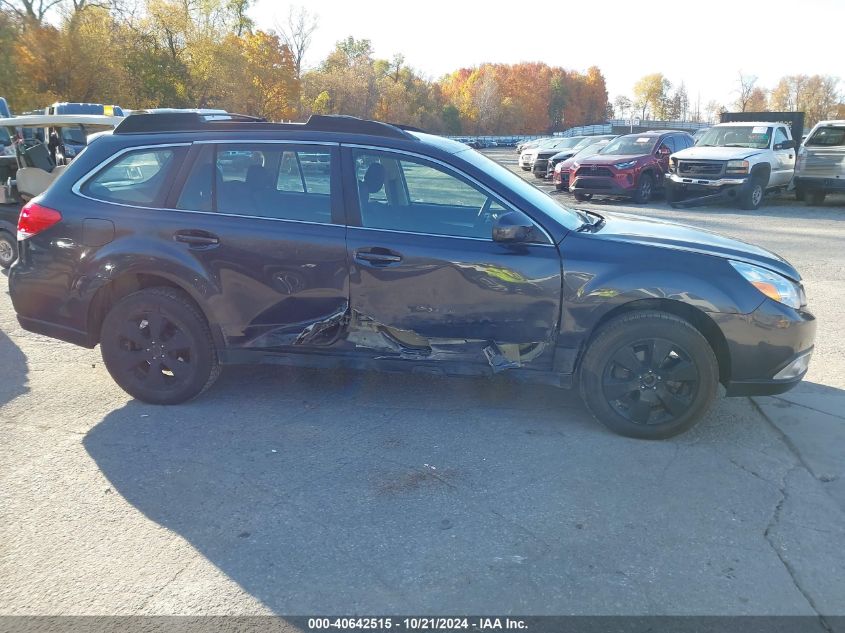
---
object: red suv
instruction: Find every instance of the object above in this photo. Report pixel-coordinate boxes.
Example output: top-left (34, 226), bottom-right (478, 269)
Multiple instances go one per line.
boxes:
top-left (569, 130), bottom-right (694, 203)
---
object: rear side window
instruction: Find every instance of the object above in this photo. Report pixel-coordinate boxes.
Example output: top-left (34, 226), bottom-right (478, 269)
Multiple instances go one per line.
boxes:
top-left (806, 127), bottom-right (845, 147)
top-left (177, 143), bottom-right (334, 223)
top-left (81, 147), bottom-right (183, 207)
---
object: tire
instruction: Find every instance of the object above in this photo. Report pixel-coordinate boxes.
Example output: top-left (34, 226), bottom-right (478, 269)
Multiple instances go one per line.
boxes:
top-left (573, 192), bottom-right (593, 202)
top-left (807, 191), bottom-right (826, 206)
top-left (739, 177), bottom-right (765, 210)
top-left (665, 182), bottom-right (684, 204)
top-left (578, 310), bottom-right (719, 439)
top-left (555, 183), bottom-right (566, 192)
top-left (632, 172), bottom-right (654, 204)
top-left (100, 287), bottom-right (220, 405)
top-left (0, 231), bottom-right (17, 269)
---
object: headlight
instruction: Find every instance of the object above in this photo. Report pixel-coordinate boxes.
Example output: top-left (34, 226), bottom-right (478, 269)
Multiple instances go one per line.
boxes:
top-left (572, 162), bottom-right (580, 170)
top-left (730, 261), bottom-right (803, 309)
top-left (726, 160), bottom-right (749, 175)
top-left (614, 160), bottom-right (637, 169)
top-left (669, 157), bottom-right (678, 173)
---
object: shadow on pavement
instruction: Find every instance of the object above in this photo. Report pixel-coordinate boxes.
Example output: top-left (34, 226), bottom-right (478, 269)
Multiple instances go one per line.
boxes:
top-left (81, 365), bottom-right (617, 613)
top-left (0, 325), bottom-right (28, 408)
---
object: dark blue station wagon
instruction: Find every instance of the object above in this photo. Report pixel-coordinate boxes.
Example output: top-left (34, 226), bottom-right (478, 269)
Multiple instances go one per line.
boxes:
top-left (9, 113), bottom-right (816, 438)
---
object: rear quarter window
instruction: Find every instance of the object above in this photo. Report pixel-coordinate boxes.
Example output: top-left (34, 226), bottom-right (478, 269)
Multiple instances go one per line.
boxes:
top-left (806, 127), bottom-right (845, 147)
top-left (80, 147), bottom-right (185, 207)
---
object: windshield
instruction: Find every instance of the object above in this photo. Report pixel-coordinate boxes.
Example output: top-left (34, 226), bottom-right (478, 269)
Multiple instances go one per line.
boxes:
top-left (552, 137), bottom-right (583, 149)
top-left (806, 126), bottom-right (845, 147)
top-left (600, 135), bottom-right (658, 155)
top-left (697, 125), bottom-right (773, 149)
top-left (573, 142), bottom-right (610, 159)
top-left (457, 148), bottom-right (582, 231)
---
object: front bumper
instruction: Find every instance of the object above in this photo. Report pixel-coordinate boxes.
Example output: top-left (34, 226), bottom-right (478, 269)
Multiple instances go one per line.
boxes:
top-left (667, 173), bottom-right (750, 189)
top-left (570, 175), bottom-right (635, 197)
top-left (715, 297), bottom-right (817, 397)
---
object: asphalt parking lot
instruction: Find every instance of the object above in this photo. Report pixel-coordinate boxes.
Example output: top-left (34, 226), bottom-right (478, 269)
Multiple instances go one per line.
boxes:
top-left (1, 148), bottom-right (845, 623)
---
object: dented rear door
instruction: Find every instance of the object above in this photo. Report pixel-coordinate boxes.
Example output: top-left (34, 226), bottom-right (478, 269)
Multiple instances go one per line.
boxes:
top-left (342, 146), bottom-right (562, 370)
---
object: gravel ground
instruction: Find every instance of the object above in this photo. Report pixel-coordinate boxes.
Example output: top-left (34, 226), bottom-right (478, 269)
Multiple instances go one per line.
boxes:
top-left (1, 148), bottom-right (844, 621)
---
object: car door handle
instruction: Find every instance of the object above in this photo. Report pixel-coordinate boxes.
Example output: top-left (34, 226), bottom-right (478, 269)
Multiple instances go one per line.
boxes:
top-left (355, 248), bottom-right (403, 265)
top-left (174, 230), bottom-right (220, 248)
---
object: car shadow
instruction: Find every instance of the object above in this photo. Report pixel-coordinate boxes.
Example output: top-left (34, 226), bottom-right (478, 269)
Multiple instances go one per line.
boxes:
top-left (81, 364), bottom-right (610, 613)
top-left (0, 325), bottom-right (28, 408)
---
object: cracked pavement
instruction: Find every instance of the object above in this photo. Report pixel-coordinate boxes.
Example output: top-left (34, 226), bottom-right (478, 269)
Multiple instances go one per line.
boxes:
top-left (1, 151), bottom-right (845, 619)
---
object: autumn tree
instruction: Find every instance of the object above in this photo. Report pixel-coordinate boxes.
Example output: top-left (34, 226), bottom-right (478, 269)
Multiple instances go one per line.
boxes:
top-left (275, 5), bottom-right (317, 79)
top-left (734, 73), bottom-right (758, 112)
top-left (769, 74), bottom-right (840, 126)
top-left (633, 73), bottom-right (671, 120)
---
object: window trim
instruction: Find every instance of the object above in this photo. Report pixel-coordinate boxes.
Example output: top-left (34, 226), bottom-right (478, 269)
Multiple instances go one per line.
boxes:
top-left (72, 143), bottom-right (191, 207)
top-left (343, 143), bottom-right (554, 245)
top-left (74, 140), bottom-right (343, 228)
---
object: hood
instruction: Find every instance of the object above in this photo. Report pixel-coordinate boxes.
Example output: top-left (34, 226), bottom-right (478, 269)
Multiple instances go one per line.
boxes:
top-left (588, 212), bottom-right (799, 280)
top-left (578, 153), bottom-right (648, 165)
top-left (673, 146), bottom-right (766, 161)
top-left (550, 150), bottom-right (577, 161)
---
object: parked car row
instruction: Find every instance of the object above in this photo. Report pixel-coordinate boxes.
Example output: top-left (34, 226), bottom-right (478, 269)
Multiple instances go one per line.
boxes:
top-left (537, 119), bottom-right (845, 209)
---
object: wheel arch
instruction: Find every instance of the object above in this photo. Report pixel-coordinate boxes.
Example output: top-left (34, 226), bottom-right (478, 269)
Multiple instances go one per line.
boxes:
top-left (86, 271), bottom-right (225, 350)
top-left (750, 162), bottom-right (771, 187)
top-left (577, 298), bottom-right (731, 386)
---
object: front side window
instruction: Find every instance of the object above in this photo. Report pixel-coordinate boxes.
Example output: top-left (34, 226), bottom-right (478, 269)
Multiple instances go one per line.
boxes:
top-left (82, 147), bottom-right (182, 207)
top-left (177, 143), bottom-right (333, 223)
top-left (774, 127), bottom-right (790, 147)
top-left (353, 150), bottom-right (512, 239)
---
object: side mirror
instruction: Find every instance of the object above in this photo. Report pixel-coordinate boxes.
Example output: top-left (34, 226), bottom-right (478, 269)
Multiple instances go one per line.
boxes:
top-left (658, 147), bottom-right (671, 157)
top-left (775, 140), bottom-right (795, 150)
top-left (492, 211), bottom-right (535, 243)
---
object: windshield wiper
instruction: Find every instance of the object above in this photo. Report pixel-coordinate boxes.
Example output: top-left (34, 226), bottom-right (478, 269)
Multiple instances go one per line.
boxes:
top-left (723, 143), bottom-right (751, 147)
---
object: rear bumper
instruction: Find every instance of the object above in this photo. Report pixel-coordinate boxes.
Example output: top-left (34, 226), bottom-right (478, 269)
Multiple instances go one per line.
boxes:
top-left (716, 298), bottom-right (816, 397)
top-left (794, 176), bottom-right (845, 194)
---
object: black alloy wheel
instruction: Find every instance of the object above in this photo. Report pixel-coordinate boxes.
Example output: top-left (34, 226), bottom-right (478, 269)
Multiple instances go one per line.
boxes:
top-left (101, 287), bottom-right (219, 404)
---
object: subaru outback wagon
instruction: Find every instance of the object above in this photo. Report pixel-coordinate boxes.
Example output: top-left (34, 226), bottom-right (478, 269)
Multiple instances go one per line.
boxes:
top-left (10, 113), bottom-right (816, 439)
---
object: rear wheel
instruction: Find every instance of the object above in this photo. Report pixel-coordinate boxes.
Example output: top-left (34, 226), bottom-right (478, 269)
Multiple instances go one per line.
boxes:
top-left (0, 232), bottom-right (17, 269)
top-left (573, 192), bottom-right (593, 202)
top-left (579, 311), bottom-right (719, 439)
top-left (100, 287), bottom-right (220, 404)
top-left (555, 183), bottom-right (566, 191)
top-left (632, 173), bottom-right (654, 204)
top-left (807, 191), bottom-right (826, 206)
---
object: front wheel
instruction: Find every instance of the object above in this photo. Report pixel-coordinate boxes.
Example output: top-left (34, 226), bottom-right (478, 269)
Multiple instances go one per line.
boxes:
top-left (807, 191), bottom-right (826, 206)
top-left (573, 192), bottom-right (593, 202)
top-left (0, 232), bottom-right (17, 269)
top-left (739, 178), bottom-right (764, 210)
top-left (578, 311), bottom-right (719, 439)
top-left (100, 287), bottom-right (220, 404)
top-left (632, 173), bottom-right (654, 204)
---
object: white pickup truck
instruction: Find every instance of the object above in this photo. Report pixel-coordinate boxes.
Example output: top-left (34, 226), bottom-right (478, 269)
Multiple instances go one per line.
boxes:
top-left (665, 121), bottom-right (796, 210)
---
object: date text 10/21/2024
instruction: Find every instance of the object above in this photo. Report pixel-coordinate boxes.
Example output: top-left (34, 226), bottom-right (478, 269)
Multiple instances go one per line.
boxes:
top-left (306, 618), bottom-right (529, 630)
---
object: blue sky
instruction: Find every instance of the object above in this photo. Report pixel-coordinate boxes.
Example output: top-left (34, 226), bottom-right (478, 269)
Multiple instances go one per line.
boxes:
top-left (251, 0), bottom-right (843, 110)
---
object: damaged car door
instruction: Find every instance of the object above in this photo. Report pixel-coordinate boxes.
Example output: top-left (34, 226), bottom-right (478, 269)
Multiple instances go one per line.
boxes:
top-left (343, 147), bottom-right (562, 371)
top-left (173, 141), bottom-right (348, 349)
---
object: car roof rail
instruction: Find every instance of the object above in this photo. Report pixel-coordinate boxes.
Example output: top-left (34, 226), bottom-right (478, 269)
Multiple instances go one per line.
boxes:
top-left (114, 111), bottom-right (417, 140)
top-left (303, 115), bottom-right (417, 139)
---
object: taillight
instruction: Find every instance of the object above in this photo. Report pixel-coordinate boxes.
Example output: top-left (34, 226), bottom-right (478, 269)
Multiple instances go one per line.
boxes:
top-left (18, 201), bottom-right (62, 241)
